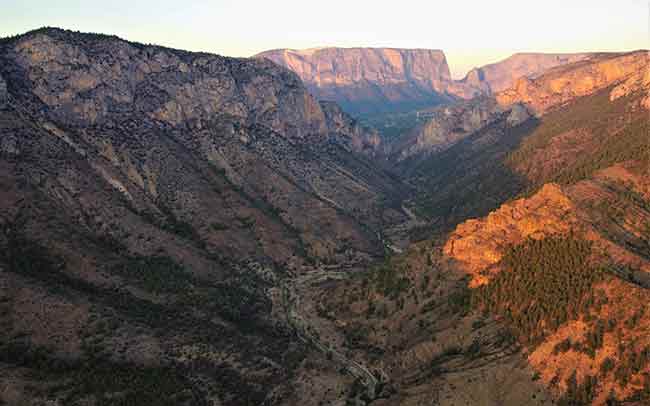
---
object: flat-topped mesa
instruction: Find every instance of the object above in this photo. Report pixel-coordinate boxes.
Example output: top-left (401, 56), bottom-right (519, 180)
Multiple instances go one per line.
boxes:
top-left (496, 50), bottom-right (649, 115)
top-left (256, 47), bottom-right (454, 115)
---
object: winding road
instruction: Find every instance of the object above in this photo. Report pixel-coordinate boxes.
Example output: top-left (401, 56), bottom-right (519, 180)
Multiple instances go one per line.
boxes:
top-left (279, 270), bottom-right (382, 400)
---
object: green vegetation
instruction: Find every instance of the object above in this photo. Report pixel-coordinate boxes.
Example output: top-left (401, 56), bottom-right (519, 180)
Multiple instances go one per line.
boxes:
top-left (367, 258), bottom-right (411, 300)
top-left (2, 232), bottom-right (65, 280)
top-left (359, 105), bottom-right (443, 141)
top-left (112, 255), bottom-right (191, 293)
top-left (0, 342), bottom-right (201, 406)
top-left (552, 117), bottom-right (649, 185)
top-left (472, 236), bottom-right (606, 345)
top-left (558, 372), bottom-right (597, 406)
top-left (507, 87), bottom-right (650, 186)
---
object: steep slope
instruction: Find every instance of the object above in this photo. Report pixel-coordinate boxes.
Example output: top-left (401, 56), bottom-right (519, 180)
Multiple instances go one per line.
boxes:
top-left (461, 52), bottom-right (597, 94)
top-left (403, 50), bottom-right (649, 235)
top-left (440, 53), bottom-right (650, 405)
top-left (256, 47), bottom-right (455, 115)
top-left (312, 49), bottom-right (650, 406)
top-left (0, 28), bottom-right (410, 405)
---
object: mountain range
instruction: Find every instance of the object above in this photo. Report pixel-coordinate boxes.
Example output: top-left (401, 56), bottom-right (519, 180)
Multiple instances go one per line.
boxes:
top-left (256, 47), bottom-right (604, 116)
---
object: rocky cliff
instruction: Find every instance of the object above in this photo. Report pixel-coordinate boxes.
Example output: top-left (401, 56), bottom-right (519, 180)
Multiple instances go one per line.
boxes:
top-left (256, 47), bottom-right (454, 115)
top-left (461, 52), bottom-right (596, 94)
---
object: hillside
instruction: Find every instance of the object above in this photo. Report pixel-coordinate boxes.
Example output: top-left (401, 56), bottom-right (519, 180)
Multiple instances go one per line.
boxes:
top-left (0, 28), bottom-right (411, 405)
top-left (401, 50), bottom-right (649, 233)
top-left (439, 48), bottom-right (650, 405)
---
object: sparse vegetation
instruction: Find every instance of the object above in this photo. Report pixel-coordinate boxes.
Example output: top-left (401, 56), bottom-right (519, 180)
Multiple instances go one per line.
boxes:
top-left (111, 255), bottom-right (191, 293)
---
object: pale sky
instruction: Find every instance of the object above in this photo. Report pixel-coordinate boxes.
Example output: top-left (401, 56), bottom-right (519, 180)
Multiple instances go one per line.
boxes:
top-left (1, 0), bottom-right (648, 78)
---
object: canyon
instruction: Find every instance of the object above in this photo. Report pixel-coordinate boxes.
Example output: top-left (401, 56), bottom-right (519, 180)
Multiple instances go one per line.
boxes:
top-left (0, 27), bottom-right (649, 406)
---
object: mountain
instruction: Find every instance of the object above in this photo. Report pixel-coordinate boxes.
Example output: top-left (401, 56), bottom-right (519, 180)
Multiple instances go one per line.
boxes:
top-left (0, 27), bottom-right (411, 405)
top-left (460, 52), bottom-right (597, 94)
top-left (255, 47), bottom-right (456, 115)
top-left (389, 97), bottom-right (531, 162)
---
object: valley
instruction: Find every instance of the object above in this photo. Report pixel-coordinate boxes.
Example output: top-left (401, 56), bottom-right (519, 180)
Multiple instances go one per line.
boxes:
top-left (0, 26), bottom-right (648, 406)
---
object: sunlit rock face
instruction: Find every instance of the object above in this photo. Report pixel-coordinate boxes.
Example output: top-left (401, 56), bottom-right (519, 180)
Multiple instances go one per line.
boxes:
top-left (496, 50), bottom-right (648, 114)
top-left (460, 52), bottom-right (595, 95)
top-left (256, 47), bottom-right (455, 115)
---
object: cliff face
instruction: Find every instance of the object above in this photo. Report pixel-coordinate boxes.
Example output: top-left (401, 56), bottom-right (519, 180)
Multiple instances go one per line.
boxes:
top-left (461, 53), bottom-right (596, 94)
top-left (256, 47), bottom-right (454, 115)
top-left (0, 28), bottom-right (410, 405)
top-left (496, 51), bottom-right (648, 114)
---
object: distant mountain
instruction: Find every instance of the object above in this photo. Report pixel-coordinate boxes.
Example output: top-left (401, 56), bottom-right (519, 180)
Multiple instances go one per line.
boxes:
top-left (255, 49), bottom-right (610, 118)
top-left (255, 47), bottom-right (456, 115)
top-left (389, 51), bottom-right (644, 162)
top-left (460, 52), bottom-right (598, 94)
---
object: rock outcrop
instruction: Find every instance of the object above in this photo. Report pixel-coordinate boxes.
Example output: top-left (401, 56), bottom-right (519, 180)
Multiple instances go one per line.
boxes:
top-left (390, 97), bottom-right (532, 162)
top-left (256, 47), bottom-right (454, 115)
top-left (443, 183), bottom-right (580, 286)
top-left (319, 100), bottom-right (381, 154)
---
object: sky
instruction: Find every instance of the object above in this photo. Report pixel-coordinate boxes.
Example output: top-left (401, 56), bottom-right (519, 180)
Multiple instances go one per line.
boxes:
top-left (1, 0), bottom-right (648, 78)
